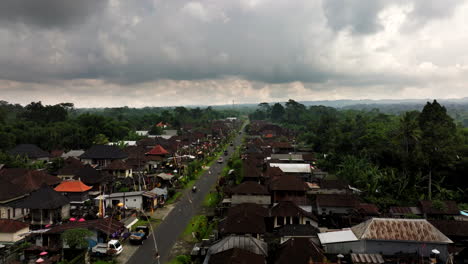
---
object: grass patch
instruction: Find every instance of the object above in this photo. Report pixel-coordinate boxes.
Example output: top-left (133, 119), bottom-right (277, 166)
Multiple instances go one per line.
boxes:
top-left (131, 218), bottom-right (161, 231)
top-left (181, 215), bottom-right (216, 242)
top-left (167, 255), bottom-right (191, 264)
top-left (166, 191), bottom-right (182, 204)
top-left (203, 191), bottom-right (222, 207)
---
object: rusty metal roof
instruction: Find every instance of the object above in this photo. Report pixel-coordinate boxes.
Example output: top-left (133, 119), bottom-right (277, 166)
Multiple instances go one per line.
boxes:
top-left (351, 218), bottom-right (452, 244)
top-left (351, 253), bottom-right (385, 264)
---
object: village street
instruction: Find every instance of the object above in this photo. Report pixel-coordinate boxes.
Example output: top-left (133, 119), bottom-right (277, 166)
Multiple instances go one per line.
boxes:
top-left (126, 129), bottom-right (244, 264)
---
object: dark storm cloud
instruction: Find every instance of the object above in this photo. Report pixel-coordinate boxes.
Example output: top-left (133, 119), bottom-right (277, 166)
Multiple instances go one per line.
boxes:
top-left (0, 0), bottom-right (467, 96)
top-left (0, 0), bottom-right (108, 28)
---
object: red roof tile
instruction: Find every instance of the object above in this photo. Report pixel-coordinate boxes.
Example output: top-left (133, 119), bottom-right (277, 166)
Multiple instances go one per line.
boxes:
top-left (0, 220), bottom-right (29, 233)
top-left (145, 145), bottom-right (169, 155)
top-left (54, 180), bottom-right (92, 192)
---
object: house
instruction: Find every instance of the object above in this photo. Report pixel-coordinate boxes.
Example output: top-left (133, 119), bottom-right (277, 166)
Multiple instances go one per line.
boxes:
top-left (145, 145), bottom-right (170, 168)
top-left (40, 218), bottom-right (124, 248)
top-left (80, 145), bottom-right (128, 168)
top-left (242, 159), bottom-right (265, 183)
top-left (208, 248), bottom-right (266, 264)
top-left (202, 235), bottom-right (268, 264)
top-left (104, 160), bottom-right (132, 178)
top-left (315, 194), bottom-right (360, 215)
top-left (13, 185), bottom-right (70, 226)
top-left (271, 201), bottom-right (318, 229)
top-left (269, 174), bottom-right (308, 206)
top-left (56, 157), bottom-right (85, 180)
top-left (8, 144), bottom-right (49, 162)
top-left (73, 165), bottom-right (111, 191)
top-left (308, 179), bottom-right (350, 195)
top-left (230, 182), bottom-right (270, 206)
top-left (123, 146), bottom-right (151, 171)
top-left (219, 204), bottom-right (268, 239)
top-left (275, 237), bottom-right (326, 264)
top-left (268, 163), bottom-right (311, 182)
top-left (270, 142), bottom-right (293, 154)
top-left (277, 224), bottom-right (320, 244)
top-left (54, 180), bottom-right (92, 203)
top-left (419, 200), bottom-right (459, 218)
top-left (319, 218), bottom-right (453, 262)
top-left (97, 191), bottom-right (155, 211)
top-left (0, 220), bottom-right (29, 244)
top-left (0, 168), bottom-right (61, 220)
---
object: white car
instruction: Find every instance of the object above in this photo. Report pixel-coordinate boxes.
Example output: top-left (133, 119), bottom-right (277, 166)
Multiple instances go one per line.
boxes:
top-left (92, 239), bottom-right (123, 256)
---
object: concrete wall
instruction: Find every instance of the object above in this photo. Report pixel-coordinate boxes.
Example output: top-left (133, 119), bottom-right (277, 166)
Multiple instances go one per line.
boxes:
top-left (0, 206), bottom-right (29, 220)
top-left (231, 195), bottom-right (271, 206)
top-left (0, 227), bottom-right (29, 243)
top-left (273, 216), bottom-right (318, 228)
top-left (105, 195), bottom-right (143, 210)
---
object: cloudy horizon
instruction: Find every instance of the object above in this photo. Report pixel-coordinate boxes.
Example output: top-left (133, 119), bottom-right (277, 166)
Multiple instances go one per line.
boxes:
top-left (1, 0), bottom-right (468, 107)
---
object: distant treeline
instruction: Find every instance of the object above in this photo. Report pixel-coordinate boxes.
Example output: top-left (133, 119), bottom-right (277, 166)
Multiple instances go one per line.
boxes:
top-left (0, 100), bottom-right (241, 151)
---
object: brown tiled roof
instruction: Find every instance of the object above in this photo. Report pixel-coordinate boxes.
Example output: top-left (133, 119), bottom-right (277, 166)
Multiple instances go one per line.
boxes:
top-left (351, 218), bottom-right (453, 243)
top-left (419, 200), bottom-right (459, 215)
top-left (243, 160), bottom-right (263, 179)
top-left (270, 142), bottom-right (292, 149)
top-left (80, 145), bottom-right (128, 160)
top-left (264, 167), bottom-right (284, 179)
top-left (220, 204), bottom-right (267, 235)
top-left (269, 175), bottom-right (307, 191)
top-left (209, 248), bottom-right (266, 264)
top-left (74, 165), bottom-right (111, 185)
top-left (270, 201), bottom-right (317, 221)
top-left (0, 220), bottom-right (29, 233)
top-left (0, 168), bottom-right (61, 193)
top-left (357, 203), bottom-right (380, 216)
top-left (315, 194), bottom-right (360, 208)
top-left (429, 220), bottom-right (468, 237)
top-left (46, 218), bottom-right (124, 235)
top-left (104, 160), bottom-right (131, 170)
top-left (57, 157), bottom-right (85, 175)
top-left (230, 182), bottom-right (269, 195)
top-left (275, 238), bottom-right (325, 264)
top-left (389, 206), bottom-right (421, 215)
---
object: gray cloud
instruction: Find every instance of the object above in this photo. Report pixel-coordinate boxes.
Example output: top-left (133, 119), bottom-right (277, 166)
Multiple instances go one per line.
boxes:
top-left (0, 0), bottom-right (108, 28)
top-left (322, 0), bottom-right (386, 34)
top-left (0, 0), bottom-right (468, 106)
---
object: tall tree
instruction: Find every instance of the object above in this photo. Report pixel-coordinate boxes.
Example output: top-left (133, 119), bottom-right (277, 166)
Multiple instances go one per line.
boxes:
top-left (418, 100), bottom-right (458, 200)
top-left (271, 103), bottom-right (285, 121)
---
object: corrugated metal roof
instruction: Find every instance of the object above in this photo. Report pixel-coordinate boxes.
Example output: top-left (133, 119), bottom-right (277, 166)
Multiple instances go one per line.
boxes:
top-left (351, 253), bottom-right (385, 264)
top-left (351, 218), bottom-right (453, 243)
top-left (269, 163), bottom-right (311, 173)
top-left (208, 235), bottom-right (268, 256)
top-left (318, 230), bottom-right (358, 244)
top-left (270, 154), bottom-right (303, 161)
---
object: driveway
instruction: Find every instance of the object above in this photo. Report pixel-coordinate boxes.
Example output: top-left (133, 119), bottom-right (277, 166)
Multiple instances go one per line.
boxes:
top-left (127, 127), bottom-right (244, 264)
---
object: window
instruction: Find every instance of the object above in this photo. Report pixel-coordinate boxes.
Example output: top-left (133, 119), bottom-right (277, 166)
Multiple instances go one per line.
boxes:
top-left (306, 221), bottom-right (311, 225)
top-left (126, 199), bottom-right (128, 201)
top-left (293, 217), bottom-right (299, 225)
top-left (7, 209), bottom-right (10, 219)
top-left (13, 208), bottom-right (15, 218)
top-left (286, 217), bottom-right (291, 225)
top-left (134, 199), bottom-right (136, 202)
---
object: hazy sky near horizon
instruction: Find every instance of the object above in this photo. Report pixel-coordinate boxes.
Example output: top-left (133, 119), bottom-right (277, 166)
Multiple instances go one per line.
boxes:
top-left (1, 0), bottom-right (468, 107)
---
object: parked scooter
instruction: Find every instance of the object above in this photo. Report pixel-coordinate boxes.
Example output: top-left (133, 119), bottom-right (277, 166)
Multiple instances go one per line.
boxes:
top-left (192, 186), bottom-right (197, 193)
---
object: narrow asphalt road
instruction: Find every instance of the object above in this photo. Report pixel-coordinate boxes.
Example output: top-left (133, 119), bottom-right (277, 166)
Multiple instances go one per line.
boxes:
top-left (127, 128), bottom-right (244, 264)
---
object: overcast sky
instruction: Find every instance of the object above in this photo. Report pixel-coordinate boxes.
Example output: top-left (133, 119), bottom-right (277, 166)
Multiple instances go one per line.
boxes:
top-left (1, 0), bottom-right (468, 107)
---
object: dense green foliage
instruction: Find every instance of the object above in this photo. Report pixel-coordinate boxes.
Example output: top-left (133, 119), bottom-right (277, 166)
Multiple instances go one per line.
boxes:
top-left (61, 228), bottom-right (93, 249)
top-left (0, 100), bottom-right (241, 152)
top-left (250, 100), bottom-right (468, 208)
